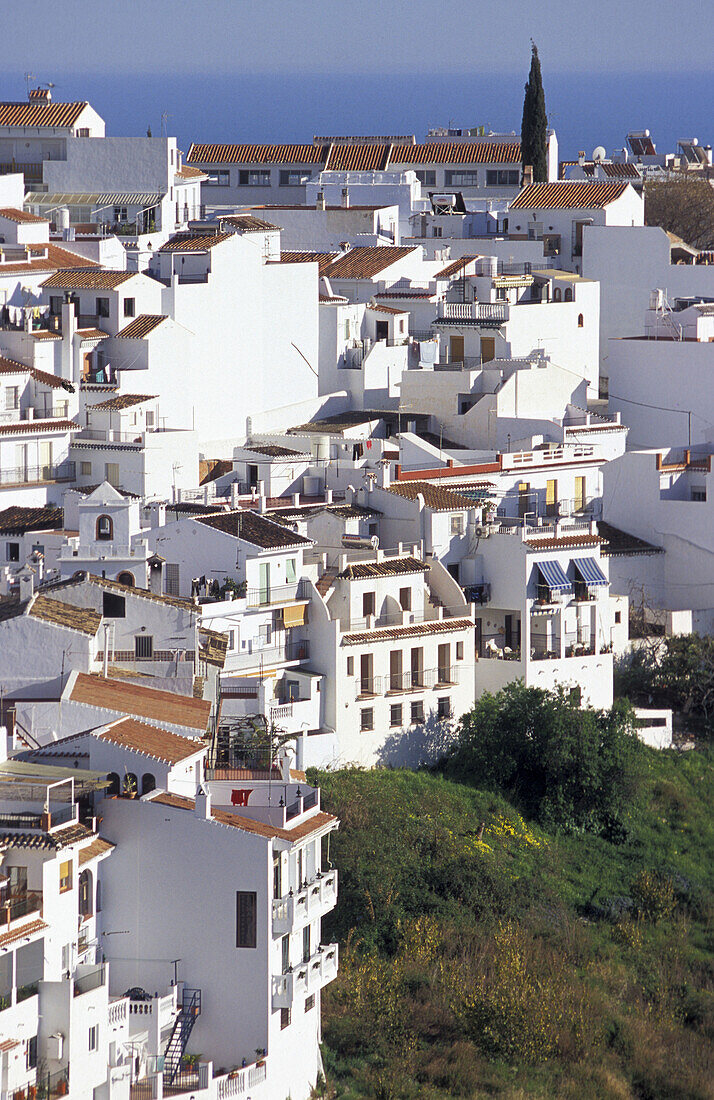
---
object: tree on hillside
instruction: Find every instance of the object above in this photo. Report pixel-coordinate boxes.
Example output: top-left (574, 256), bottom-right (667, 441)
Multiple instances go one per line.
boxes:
top-left (521, 41), bottom-right (548, 183)
top-left (645, 178), bottom-right (714, 251)
top-left (444, 683), bottom-right (643, 838)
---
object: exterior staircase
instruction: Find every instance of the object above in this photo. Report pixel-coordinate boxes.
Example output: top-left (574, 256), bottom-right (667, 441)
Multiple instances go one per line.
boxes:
top-left (163, 987), bottom-right (201, 1084)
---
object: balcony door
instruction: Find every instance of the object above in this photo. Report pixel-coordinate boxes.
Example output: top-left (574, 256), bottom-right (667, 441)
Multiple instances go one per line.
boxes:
top-left (15, 444), bottom-right (28, 482)
top-left (360, 653), bottom-right (373, 696)
top-left (449, 334), bottom-right (464, 363)
top-left (410, 647), bottom-right (423, 689)
top-left (258, 562), bottom-right (271, 605)
top-left (39, 441), bottom-right (52, 481)
top-left (438, 643), bottom-right (450, 684)
top-left (390, 650), bottom-right (402, 691)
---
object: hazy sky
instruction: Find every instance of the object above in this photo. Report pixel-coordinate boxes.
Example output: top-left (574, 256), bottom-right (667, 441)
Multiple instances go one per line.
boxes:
top-left (5, 0), bottom-right (713, 77)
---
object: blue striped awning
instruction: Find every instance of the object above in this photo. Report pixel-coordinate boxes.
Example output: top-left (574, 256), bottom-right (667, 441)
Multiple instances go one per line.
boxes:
top-left (574, 556), bottom-right (608, 587)
top-left (537, 559), bottom-right (572, 592)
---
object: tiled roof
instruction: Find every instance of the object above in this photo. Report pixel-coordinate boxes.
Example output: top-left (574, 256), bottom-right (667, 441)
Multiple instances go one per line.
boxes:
top-left (219, 214), bottom-right (281, 232)
top-left (27, 191), bottom-right (163, 207)
top-left (244, 443), bottom-right (308, 458)
top-left (389, 481), bottom-right (480, 511)
top-left (78, 836), bottom-right (115, 864)
top-left (0, 918), bottom-right (48, 950)
top-left (175, 164), bottom-right (206, 179)
top-left (435, 255), bottom-right (480, 279)
top-left (343, 618), bottom-right (474, 645)
top-left (375, 290), bottom-right (435, 300)
top-left (393, 141), bottom-right (521, 165)
top-left (196, 510), bottom-right (312, 549)
top-left (277, 250), bottom-right (336, 274)
top-left (0, 207), bottom-right (47, 223)
top-left (325, 246), bottom-right (416, 280)
top-left (51, 822), bottom-right (95, 847)
top-left (158, 232), bottom-right (233, 252)
top-left (152, 791), bottom-right (338, 841)
top-left (88, 393), bottom-right (157, 411)
top-left (114, 315), bottom-right (168, 339)
top-left (30, 330), bottom-right (62, 340)
top-left (367, 303), bottom-right (406, 314)
top-left (187, 143), bottom-right (327, 165)
top-left (510, 181), bottom-right (629, 210)
top-left (0, 243), bottom-right (99, 276)
top-left (0, 505), bottom-right (63, 534)
top-left (526, 534), bottom-right (602, 551)
top-left (0, 355), bottom-right (74, 391)
top-left (338, 555), bottom-right (428, 580)
top-left (77, 328), bottom-right (110, 341)
top-left (97, 717), bottom-right (206, 764)
top-left (0, 101), bottom-right (89, 128)
top-left (0, 419), bottom-right (76, 436)
top-left (44, 572), bottom-right (195, 611)
top-left (70, 673), bottom-right (211, 731)
top-left (29, 595), bottom-right (101, 636)
top-left (41, 269), bottom-right (136, 289)
top-left (325, 143), bottom-right (391, 171)
top-left (198, 627), bottom-right (229, 668)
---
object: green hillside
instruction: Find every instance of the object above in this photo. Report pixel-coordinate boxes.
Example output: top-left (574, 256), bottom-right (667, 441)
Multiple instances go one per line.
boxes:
top-left (311, 747), bottom-right (714, 1100)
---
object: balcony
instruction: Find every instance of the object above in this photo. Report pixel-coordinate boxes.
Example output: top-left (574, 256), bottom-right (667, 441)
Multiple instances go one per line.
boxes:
top-left (271, 943), bottom-right (339, 1008)
top-left (0, 461), bottom-right (76, 488)
top-left (0, 890), bottom-right (42, 927)
top-left (436, 301), bottom-right (509, 324)
top-left (272, 870), bottom-right (338, 936)
top-left (216, 1059), bottom-right (267, 1099)
top-left (245, 580), bottom-right (307, 608)
top-left (73, 963), bottom-right (106, 997)
top-left (226, 639), bottom-right (310, 673)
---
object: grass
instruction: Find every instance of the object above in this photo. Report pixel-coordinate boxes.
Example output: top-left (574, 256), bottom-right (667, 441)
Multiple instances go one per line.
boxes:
top-left (310, 748), bottom-right (714, 1100)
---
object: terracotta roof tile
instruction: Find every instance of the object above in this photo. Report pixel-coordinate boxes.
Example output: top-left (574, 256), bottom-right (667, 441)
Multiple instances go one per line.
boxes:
top-left (78, 836), bottom-right (115, 864)
top-left (510, 181), bottom-right (629, 210)
top-left (113, 315), bottom-right (168, 339)
top-left (526, 534), bottom-right (602, 551)
top-left (0, 243), bottom-right (98, 276)
top-left (43, 572), bottom-right (196, 612)
top-left (29, 595), bottom-right (101, 636)
top-left (325, 246), bottom-right (416, 280)
top-left (97, 717), bottom-right (206, 764)
top-left (158, 232), bottom-right (233, 252)
top-left (0, 354), bottom-right (73, 391)
top-left (175, 164), bottom-right (206, 179)
top-left (0, 207), bottom-right (48, 224)
top-left (277, 250), bottom-right (336, 274)
top-left (70, 673), bottom-right (211, 731)
top-left (343, 617), bottom-right (474, 645)
top-left (219, 215), bottom-right (281, 232)
top-left (41, 269), bottom-right (136, 290)
top-left (325, 143), bottom-right (391, 171)
top-left (187, 143), bottom-right (327, 165)
top-left (88, 393), bottom-right (156, 411)
top-left (196, 510), bottom-right (311, 549)
top-left (0, 101), bottom-right (89, 128)
top-left (0, 505), bottom-right (63, 534)
top-left (0, 918), bottom-right (47, 950)
top-left (435, 255), bottom-right (480, 279)
top-left (338, 556), bottom-right (428, 580)
top-left (77, 328), bottom-right (110, 341)
top-left (393, 141), bottom-right (521, 165)
top-left (388, 481), bottom-right (480, 511)
top-left (50, 822), bottom-right (95, 847)
top-left (0, 419), bottom-right (76, 435)
top-left (367, 303), bottom-right (406, 314)
top-left (152, 791), bottom-right (338, 841)
top-left (198, 627), bottom-right (229, 668)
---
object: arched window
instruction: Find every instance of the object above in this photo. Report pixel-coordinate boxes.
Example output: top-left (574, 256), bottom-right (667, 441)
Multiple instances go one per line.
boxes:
top-left (123, 773), bottom-right (138, 797)
top-left (79, 869), bottom-right (93, 918)
top-left (577, 313), bottom-right (584, 328)
top-left (117, 571), bottom-right (135, 587)
top-left (106, 772), bottom-right (120, 796)
top-left (564, 287), bottom-right (573, 302)
top-left (553, 288), bottom-right (562, 302)
top-left (96, 515), bottom-right (113, 541)
top-left (141, 773), bottom-right (156, 795)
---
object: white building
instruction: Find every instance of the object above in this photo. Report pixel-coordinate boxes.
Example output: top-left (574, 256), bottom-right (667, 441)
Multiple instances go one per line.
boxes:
top-left (241, 201), bottom-right (401, 250)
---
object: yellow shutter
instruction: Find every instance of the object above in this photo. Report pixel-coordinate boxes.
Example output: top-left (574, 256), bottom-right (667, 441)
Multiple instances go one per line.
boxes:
top-left (546, 479), bottom-right (556, 506)
top-left (282, 604), bottom-right (307, 628)
top-left (574, 476), bottom-right (586, 511)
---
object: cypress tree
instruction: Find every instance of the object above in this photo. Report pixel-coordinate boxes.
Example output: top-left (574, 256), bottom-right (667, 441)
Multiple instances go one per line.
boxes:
top-left (521, 41), bottom-right (548, 182)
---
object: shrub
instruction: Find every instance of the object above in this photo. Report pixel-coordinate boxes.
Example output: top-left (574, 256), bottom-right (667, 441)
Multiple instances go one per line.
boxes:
top-left (631, 870), bottom-right (677, 923)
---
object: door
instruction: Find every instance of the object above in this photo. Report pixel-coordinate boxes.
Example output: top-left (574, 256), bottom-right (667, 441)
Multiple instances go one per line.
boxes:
top-left (258, 562), bottom-right (270, 605)
top-left (15, 444), bottom-right (28, 483)
top-left (248, 464), bottom-right (259, 489)
top-left (410, 647), bottom-right (423, 689)
top-left (518, 482), bottom-right (530, 518)
top-left (376, 320), bottom-right (389, 342)
top-left (449, 334), bottom-right (464, 363)
top-left (360, 653), bottom-right (373, 696)
top-left (438, 643), bottom-right (450, 684)
top-left (281, 935), bottom-right (290, 974)
top-left (481, 336), bottom-right (495, 363)
top-left (390, 650), bottom-right (402, 691)
top-left (39, 441), bottom-right (52, 481)
top-left (574, 476), bottom-right (586, 512)
top-left (545, 478), bottom-right (558, 517)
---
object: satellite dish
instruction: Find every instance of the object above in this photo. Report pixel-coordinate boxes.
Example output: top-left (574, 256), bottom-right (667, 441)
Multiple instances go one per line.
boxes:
top-left (592, 146), bottom-right (606, 162)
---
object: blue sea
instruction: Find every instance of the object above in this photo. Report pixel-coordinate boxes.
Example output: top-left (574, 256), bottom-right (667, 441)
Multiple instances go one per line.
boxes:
top-left (1, 70), bottom-right (712, 161)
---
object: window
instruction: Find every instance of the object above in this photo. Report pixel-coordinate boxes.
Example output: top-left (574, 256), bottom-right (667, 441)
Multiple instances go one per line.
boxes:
top-left (95, 297), bottom-right (110, 318)
top-left (105, 463), bottom-right (120, 487)
top-left (362, 591), bottom-right (375, 618)
top-left (450, 514), bottom-right (464, 535)
top-left (238, 169), bottom-right (271, 186)
top-left (410, 700), bottom-right (424, 725)
top-left (281, 933), bottom-right (290, 973)
top-left (141, 773), bottom-right (155, 795)
top-left (305, 994), bottom-right (315, 1012)
top-left (286, 558), bottom-right (297, 584)
top-left (399, 587), bottom-right (411, 611)
top-left (80, 461), bottom-right (92, 476)
top-left (546, 479), bottom-right (558, 517)
top-left (432, 226), bottom-right (442, 237)
top-left (614, 611), bottom-right (622, 624)
top-left (106, 772), bottom-right (120, 796)
top-left (280, 1007), bottom-right (291, 1030)
top-left (415, 170), bottom-right (436, 186)
top-left (146, 410), bottom-right (155, 428)
top-left (135, 634), bottom-right (153, 659)
top-left (26, 1035), bottom-right (37, 1070)
top-left (59, 860), bottom-right (72, 893)
top-left (564, 288), bottom-right (574, 302)
top-left (280, 169), bottom-right (311, 186)
top-left (206, 169), bottom-right (230, 186)
top-left (4, 386), bottom-right (19, 411)
top-left (79, 870), bottom-right (92, 917)
top-left (123, 298), bottom-right (135, 318)
top-left (456, 641), bottom-right (464, 661)
top-left (486, 169), bottom-right (520, 186)
top-left (96, 515), bottom-right (113, 541)
top-left (577, 313), bottom-right (584, 328)
top-left (691, 487), bottom-right (706, 502)
top-left (49, 295), bottom-right (63, 316)
top-left (165, 563), bottom-right (180, 596)
top-left (112, 206), bottom-right (128, 223)
top-left (88, 1025), bottom-right (98, 1052)
top-left (102, 592), bottom-right (125, 618)
top-left (302, 924), bottom-right (311, 963)
top-left (390, 703), bottom-right (402, 727)
top-left (553, 287), bottom-right (562, 302)
top-left (5, 542), bottom-right (19, 562)
top-left (437, 696), bottom-right (451, 720)
top-left (574, 476), bottom-right (586, 513)
top-left (360, 707), bottom-right (374, 732)
top-left (346, 656), bottom-right (354, 676)
top-left (444, 170), bottom-right (479, 186)
top-left (273, 854), bottom-right (282, 900)
top-left (236, 891), bottom-right (257, 948)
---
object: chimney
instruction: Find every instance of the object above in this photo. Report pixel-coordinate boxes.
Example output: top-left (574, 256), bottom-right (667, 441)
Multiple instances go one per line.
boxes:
top-left (377, 460), bottom-right (390, 489)
top-left (578, 150), bottom-right (586, 166)
top-left (523, 165), bottom-right (533, 186)
top-left (18, 569), bottom-right (35, 601)
top-left (325, 488), bottom-right (333, 504)
top-left (61, 299), bottom-right (78, 383)
top-left (341, 187), bottom-right (350, 209)
top-left (195, 784), bottom-right (212, 820)
top-left (316, 191), bottom-right (326, 211)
